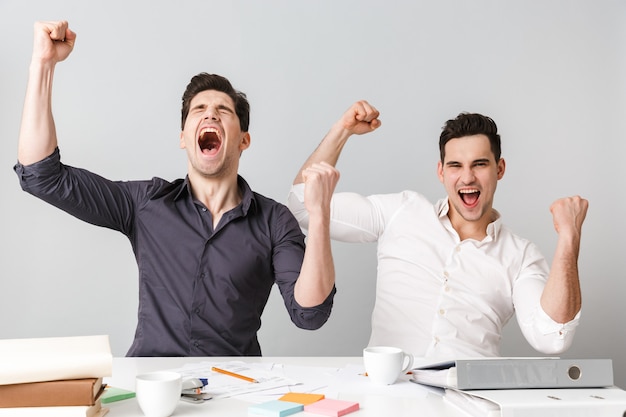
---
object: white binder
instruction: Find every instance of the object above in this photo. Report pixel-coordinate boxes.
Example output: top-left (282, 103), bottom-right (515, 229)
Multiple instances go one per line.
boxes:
top-left (444, 386), bottom-right (626, 417)
top-left (411, 357), bottom-right (614, 390)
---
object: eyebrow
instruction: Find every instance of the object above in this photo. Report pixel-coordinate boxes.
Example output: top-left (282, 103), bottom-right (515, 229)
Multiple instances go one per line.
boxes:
top-left (191, 103), bottom-right (234, 113)
top-left (445, 158), bottom-right (492, 166)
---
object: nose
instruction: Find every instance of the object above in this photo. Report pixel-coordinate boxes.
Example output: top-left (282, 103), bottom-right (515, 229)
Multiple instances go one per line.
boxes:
top-left (203, 107), bottom-right (220, 121)
top-left (460, 167), bottom-right (476, 184)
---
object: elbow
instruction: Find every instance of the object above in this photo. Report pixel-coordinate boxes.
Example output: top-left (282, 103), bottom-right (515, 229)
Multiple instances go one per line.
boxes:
top-left (289, 289), bottom-right (335, 330)
top-left (286, 191), bottom-right (310, 228)
top-left (291, 308), bottom-right (331, 330)
top-left (528, 328), bottom-right (577, 355)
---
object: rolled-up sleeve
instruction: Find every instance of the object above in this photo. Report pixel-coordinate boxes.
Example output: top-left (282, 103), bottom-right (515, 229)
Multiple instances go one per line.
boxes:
top-left (518, 303), bottom-right (580, 354)
top-left (513, 248), bottom-right (581, 354)
top-left (272, 201), bottom-right (335, 330)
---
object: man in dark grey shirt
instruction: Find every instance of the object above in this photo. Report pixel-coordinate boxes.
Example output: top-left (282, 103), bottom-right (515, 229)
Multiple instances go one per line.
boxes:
top-left (15, 20), bottom-right (339, 356)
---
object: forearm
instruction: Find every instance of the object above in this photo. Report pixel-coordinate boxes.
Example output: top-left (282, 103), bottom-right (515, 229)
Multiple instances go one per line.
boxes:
top-left (293, 122), bottom-right (352, 185)
top-left (293, 213), bottom-right (335, 307)
top-left (540, 233), bottom-right (582, 323)
top-left (293, 100), bottom-right (381, 184)
top-left (18, 61), bottom-right (59, 165)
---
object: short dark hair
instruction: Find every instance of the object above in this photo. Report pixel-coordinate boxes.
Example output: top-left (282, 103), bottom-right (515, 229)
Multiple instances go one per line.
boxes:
top-left (180, 73), bottom-right (250, 132)
top-left (439, 113), bottom-right (501, 163)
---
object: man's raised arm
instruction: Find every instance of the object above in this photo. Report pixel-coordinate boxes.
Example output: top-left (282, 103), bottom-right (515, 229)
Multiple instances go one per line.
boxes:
top-left (541, 195), bottom-right (589, 323)
top-left (292, 100), bottom-right (381, 185)
top-left (18, 20), bottom-right (76, 165)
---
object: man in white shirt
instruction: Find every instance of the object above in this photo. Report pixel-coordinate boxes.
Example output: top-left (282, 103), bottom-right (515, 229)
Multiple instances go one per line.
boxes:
top-left (287, 101), bottom-right (588, 358)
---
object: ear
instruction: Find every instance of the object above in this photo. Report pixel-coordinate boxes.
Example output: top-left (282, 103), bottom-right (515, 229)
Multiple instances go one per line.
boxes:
top-left (497, 158), bottom-right (506, 180)
top-left (239, 132), bottom-right (251, 152)
top-left (437, 160), bottom-right (444, 183)
top-left (179, 131), bottom-right (186, 149)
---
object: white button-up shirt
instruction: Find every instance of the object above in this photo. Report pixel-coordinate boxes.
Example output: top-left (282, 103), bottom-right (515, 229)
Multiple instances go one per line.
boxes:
top-left (288, 185), bottom-right (579, 358)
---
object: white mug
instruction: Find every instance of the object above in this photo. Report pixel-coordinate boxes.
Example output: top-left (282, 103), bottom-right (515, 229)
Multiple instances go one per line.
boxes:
top-left (135, 371), bottom-right (182, 417)
top-left (363, 346), bottom-right (414, 385)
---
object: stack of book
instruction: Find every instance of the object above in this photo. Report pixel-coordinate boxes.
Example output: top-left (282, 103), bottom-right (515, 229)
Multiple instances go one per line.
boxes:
top-left (0, 335), bottom-right (113, 417)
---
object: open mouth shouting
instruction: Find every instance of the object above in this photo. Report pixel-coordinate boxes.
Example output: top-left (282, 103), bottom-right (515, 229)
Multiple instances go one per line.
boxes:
top-left (459, 188), bottom-right (480, 208)
top-left (198, 127), bottom-right (222, 156)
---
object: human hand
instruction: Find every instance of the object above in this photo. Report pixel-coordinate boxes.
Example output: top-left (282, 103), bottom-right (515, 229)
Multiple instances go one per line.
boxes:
top-left (337, 100), bottom-right (382, 136)
top-left (550, 196), bottom-right (588, 237)
top-left (31, 20), bottom-right (76, 65)
top-left (302, 162), bottom-right (340, 216)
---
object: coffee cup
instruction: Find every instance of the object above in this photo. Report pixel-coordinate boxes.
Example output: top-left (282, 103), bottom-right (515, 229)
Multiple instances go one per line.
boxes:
top-left (363, 346), bottom-right (414, 385)
top-left (135, 371), bottom-right (182, 417)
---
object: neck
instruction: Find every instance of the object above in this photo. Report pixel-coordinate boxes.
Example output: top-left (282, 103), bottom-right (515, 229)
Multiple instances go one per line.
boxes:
top-left (188, 173), bottom-right (242, 227)
top-left (448, 209), bottom-right (495, 241)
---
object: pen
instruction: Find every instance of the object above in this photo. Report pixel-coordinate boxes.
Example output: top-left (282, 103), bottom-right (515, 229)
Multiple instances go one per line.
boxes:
top-left (211, 366), bottom-right (258, 383)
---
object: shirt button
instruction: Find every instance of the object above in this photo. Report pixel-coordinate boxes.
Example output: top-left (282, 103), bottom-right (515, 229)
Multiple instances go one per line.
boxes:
top-left (444, 286), bottom-right (451, 292)
top-left (195, 308), bottom-right (201, 314)
top-left (439, 309), bottom-right (445, 316)
top-left (456, 246), bottom-right (461, 252)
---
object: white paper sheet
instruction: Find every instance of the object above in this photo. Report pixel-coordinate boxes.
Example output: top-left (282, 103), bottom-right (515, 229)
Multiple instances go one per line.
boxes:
top-left (167, 361), bottom-right (299, 399)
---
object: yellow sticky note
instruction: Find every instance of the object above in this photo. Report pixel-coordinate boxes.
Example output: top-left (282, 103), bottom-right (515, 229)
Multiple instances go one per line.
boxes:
top-left (279, 392), bottom-right (325, 405)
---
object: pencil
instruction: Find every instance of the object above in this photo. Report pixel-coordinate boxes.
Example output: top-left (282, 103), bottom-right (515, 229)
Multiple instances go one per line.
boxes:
top-left (211, 366), bottom-right (259, 383)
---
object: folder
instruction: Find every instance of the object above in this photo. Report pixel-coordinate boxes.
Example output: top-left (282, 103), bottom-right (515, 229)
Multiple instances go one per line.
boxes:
top-left (410, 357), bottom-right (614, 390)
top-left (444, 386), bottom-right (626, 417)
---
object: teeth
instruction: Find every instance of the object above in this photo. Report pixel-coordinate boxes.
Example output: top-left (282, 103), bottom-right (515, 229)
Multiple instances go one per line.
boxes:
top-left (459, 189), bottom-right (479, 194)
top-left (200, 127), bottom-right (219, 135)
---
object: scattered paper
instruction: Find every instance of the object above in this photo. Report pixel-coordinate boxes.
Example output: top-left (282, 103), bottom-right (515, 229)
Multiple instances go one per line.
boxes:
top-left (166, 361), bottom-right (298, 399)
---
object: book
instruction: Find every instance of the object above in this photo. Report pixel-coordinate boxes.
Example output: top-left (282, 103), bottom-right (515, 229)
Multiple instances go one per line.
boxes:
top-left (410, 357), bottom-right (614, 390)
top-left (278, 392), bottom-right (325, 405)
top-left (248, 400), bottom-right (303, 417)
top-left (0, 399), bottom-right (108, 417)
top-left (444, 386), bottom-right (626, 417)
top-left (0, 335), bottom-right (113, 385)
top-left (0, 377), bottom-right (104, 407)
top-left (99, 386), bottom-right (136, 404)
top-left (304, 398), bottom-right (360, 416)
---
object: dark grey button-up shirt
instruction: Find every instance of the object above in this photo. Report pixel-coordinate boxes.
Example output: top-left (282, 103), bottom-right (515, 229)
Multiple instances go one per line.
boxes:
top-left (14, 148), bottom-right (335, 356)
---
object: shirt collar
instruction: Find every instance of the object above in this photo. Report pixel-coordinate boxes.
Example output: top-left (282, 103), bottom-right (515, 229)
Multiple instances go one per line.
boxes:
top-left (174, 175), bottom-right (257, 214)
top-left (435, 197), bottom-right (502, 241)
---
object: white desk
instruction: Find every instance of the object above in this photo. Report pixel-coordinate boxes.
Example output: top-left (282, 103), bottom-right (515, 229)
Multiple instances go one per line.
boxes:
top-left (104, 357), bottom-right (464, 417)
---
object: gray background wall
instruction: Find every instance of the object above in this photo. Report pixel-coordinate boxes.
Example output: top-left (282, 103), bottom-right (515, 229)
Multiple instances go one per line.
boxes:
top-left (1, 0), bottom-right (624, 388)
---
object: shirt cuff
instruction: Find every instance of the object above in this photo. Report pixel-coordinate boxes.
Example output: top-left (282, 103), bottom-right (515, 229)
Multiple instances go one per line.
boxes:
top-left (289, 183), bottom-right (305, 202)
top-left (14, 147), bottom-right (61, 177)
top-left (14, 148), bottom-right (62, 190)
top-left (291, 286), bottom-right (336, 330)
top-left (534, 306), bottom-right (581, 339)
